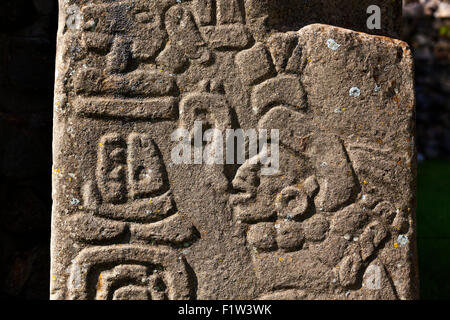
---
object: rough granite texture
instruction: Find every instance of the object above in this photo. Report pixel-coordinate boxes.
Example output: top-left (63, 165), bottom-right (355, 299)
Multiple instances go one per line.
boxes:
top-left (52, 0), bottom-right (418, 300)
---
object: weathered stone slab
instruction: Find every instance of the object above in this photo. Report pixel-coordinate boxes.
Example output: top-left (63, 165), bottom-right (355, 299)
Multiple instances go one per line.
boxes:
top-left (52, 0), bottom-right (417, 300)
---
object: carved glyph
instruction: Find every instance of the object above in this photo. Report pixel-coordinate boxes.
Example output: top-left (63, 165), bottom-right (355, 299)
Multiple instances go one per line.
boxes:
top-left (52, 0), bottom-right (417, 300)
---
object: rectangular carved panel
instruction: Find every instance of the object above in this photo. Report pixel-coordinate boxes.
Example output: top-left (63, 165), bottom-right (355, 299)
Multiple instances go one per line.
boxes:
top-left (52, 0), bottom-right (417, 300)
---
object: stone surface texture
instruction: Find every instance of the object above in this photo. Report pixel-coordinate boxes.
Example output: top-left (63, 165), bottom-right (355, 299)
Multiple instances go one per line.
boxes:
top-left (52, 0), bottom-right (418, 300)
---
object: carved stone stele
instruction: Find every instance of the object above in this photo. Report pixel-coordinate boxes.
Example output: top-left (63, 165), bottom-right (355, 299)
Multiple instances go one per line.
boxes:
top-left (52, 0), bottom-right (418, 300)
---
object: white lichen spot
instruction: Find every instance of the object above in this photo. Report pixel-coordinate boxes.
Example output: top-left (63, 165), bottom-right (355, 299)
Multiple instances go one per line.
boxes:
top-left (327, 39), bottom-right (341, 51)
top-left (349, 87), bottom-right (361, 97)
top-left (374, 84), bottom-right (381, 92)
top-left (364, 264), bottom-right (382, 290)
top-left (143, 169), bottom-right (153, 178)
top-left (70, 198), bottom-right (80, 205)
top-left (66, 4), bottom-right (81, 30)
top-left (397, 235), bottom-right (409, 247)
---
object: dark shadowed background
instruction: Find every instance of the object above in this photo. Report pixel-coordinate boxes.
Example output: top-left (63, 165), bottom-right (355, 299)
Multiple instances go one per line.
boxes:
top-left (0, 0), bottom-right (448, 300)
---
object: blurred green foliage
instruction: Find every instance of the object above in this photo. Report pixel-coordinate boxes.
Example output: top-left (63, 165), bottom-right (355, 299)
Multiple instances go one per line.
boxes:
top-left (417, 160), bottom-right (450, 299)
top-left (439, 25), bottom-right (450, 38)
